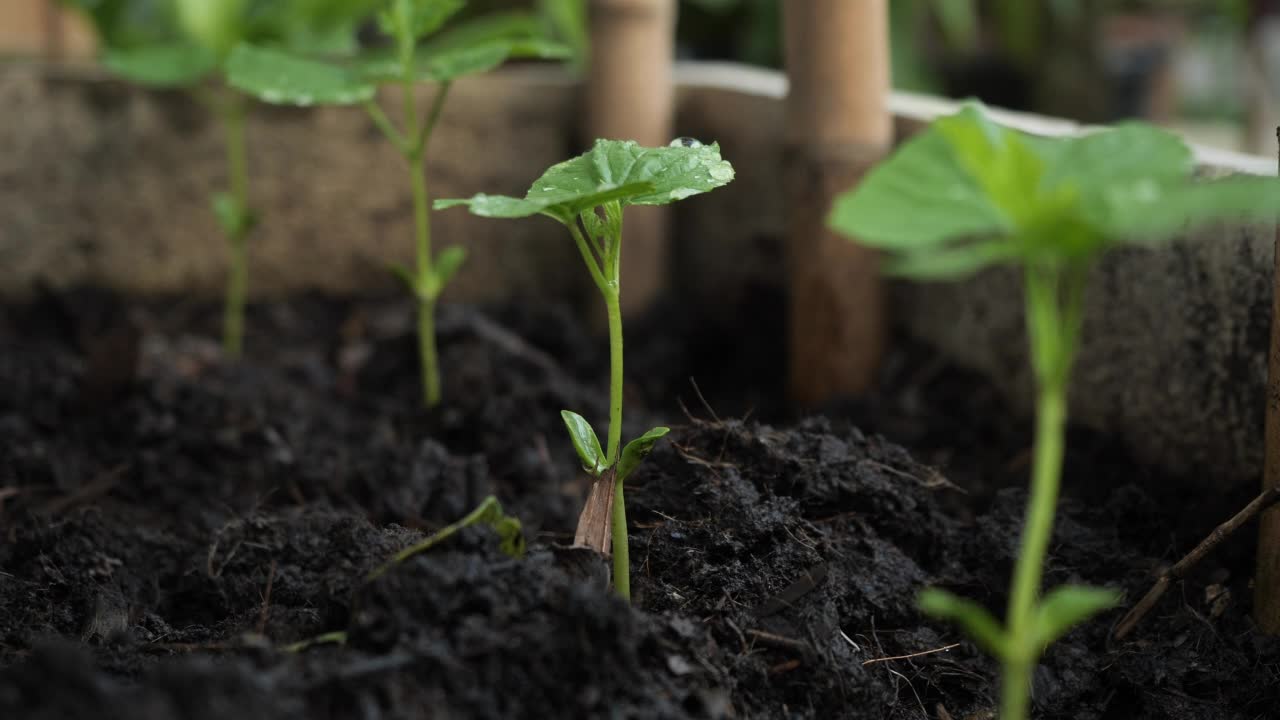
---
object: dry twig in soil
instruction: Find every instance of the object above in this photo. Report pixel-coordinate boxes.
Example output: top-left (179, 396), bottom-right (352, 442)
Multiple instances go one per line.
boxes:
top-left (1114, 484), bottom-right (1280, 640)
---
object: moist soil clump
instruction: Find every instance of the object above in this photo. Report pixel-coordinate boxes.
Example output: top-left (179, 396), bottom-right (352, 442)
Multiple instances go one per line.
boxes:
top-left (1, 291), bottom-right (1278, 719)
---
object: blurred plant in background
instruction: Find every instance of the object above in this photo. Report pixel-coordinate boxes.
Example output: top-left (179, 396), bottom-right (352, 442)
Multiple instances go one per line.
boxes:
top-left (61, 0), bottom-right (381, 358)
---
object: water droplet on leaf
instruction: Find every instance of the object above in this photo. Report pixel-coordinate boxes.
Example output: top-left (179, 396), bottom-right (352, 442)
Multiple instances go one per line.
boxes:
top-left (669, 137), bottom-right (703, 148)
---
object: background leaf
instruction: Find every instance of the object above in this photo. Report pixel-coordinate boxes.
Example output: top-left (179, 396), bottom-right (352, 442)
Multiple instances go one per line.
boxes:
top-left (1031, 585), bottom-right (1120, 648)
top-left (829, 101), bottom-right (1280, 280)
top-left (227, 44), bottom-right (376, 105)
top-left (616, 427), bottom-right (670, 483)
top-left (103, 44), bottom-right (217, 87)
top-left (827, 126), bottom-right (1009, 251)
top-left (918, 588), bottom-right (1008, 659)
top-left (378, 0), bottom-right (466, 50)
top-left (211, 192), bottom-right (254, 239)
top-left (473, 495), bottom-right (527, 558)
top-left (175, 0), bottom-right (248, 58)
top-left (430, 245), bottom-right (468, 296)
top-left (537, 0), bottom-right (587, 69)
top-left (560, 410), bottom-right (607, 476)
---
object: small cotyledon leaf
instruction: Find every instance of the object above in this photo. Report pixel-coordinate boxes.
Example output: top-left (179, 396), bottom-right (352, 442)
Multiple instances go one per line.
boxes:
top-left (616, 426), bottom-right (670, 483)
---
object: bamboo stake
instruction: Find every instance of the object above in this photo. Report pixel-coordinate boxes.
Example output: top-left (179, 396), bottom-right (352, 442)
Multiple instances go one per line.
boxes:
top-left (1255, 126), bottom-right (1280, 633)
top-left (585, 0), bottom-right (676, 318)
top-left (782, 0), bottom-right (891, 407)
top-left (42, 0), bottom-right (64, 61)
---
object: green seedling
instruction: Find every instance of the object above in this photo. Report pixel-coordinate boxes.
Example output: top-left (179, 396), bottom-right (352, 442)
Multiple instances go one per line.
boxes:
top-left (367, 494), bottom-right (525, 580)
top-left (226, 0), bottom-right (569, 407)
top-left (285, 493), bottom-right (524, 653)
top-left (64, 0), bottom-right (375, 358)
top-left (829, 102), bottom-right (1280, 720)
top-left (436, 138), bottom-right (735, 600)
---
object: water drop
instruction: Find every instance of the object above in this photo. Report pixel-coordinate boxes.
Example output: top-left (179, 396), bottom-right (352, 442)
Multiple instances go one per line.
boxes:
top-left (669, 137), bottom-right (703, 148)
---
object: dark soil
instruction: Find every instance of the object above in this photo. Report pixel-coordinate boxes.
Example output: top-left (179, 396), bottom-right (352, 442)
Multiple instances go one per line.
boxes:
top-left (2, 289), bottom-right (1279, 720)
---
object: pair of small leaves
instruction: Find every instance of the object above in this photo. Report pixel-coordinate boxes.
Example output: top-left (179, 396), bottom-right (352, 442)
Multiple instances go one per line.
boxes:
top-left (918, 584), bottom-right (1120, 661)
top-left (560, 410), bottom-right (669, 483)
top-left (828, 102), bottom-right (1280, 280)
top-left (391, 245), bottom-right (467, 301)
top-left (211, 192), bottom-right (257, 239)
top-left (435, 139), bottom-right (736, 225)
top-left (471, 494), bottom-right (527, 558)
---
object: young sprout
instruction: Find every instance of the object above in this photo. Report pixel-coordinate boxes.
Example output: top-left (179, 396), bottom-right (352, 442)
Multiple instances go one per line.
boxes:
top-left (829, 102), bottom-right (1280, 720)
top-left (436, 138), bottom-right (735, 600)
top-left (226, 0), bottom-right (569, 407)
top-left (63, 0), bottom-right (370, 357)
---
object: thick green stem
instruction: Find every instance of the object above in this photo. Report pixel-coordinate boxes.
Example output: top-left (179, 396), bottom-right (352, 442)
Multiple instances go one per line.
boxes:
top-left (612, 472), bottom-right (630, 600)
top-left (409, 154), bottom-right (440, 407)
top-left (1002, 375), bottom-right (1067, 720)
top-left (604, 289), bottom-right (624, 463)
top-left (221, 96), bottom-right (250, 358)
top-left (605, 270), bottom-right (626, 599)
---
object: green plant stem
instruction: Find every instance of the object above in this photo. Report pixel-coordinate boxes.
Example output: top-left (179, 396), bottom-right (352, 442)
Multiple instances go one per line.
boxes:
top-left (603, 287), bottom-right (628, 600)
top-left (364, 99), bottom-right (407, 152)
top-left (612, 466), bottom-right (630, 600)
top-left (1002, 268), bottom-right (1072, 720)
top-left (604, 288), bottom-right (623, 463)
top-left (221, 95), bottom-right (250, 359)
top-left (568, 221), bottom-right (607, 291)
top-left (367, 496), bottom-right (500, 581)
top-left (1001, 379), bottom-right (1065, 720)
top-left (408, 154), bottom-right (439, 407)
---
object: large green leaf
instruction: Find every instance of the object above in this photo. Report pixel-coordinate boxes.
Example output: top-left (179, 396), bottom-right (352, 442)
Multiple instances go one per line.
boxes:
top-left (1108, 173), bottom-right (1280, 242)
top-left (103, 44), bottom-right (217, 87)
top-left (932, 105), bottom-right (1053, 226)
top-left (226, 44), bottom-right (376, 105)
top-left (827, 122), bottom-right (1010, 251)
top-left (829, 101), bottom-right (1280, 280)
top-left (435, 139), bottom-right (734, 223)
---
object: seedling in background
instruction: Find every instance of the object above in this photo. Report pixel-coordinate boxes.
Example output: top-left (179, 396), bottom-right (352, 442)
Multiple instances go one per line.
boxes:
top-left (367, 494), bottom-right (525, 581)
top-left (436, 138), bottom-right (735, 600)
top-left (64, 0), bottom-right (374, 358)
top-left (285, 493), bottom-right (525, 653)
top-left (226, 0), bottom-right (569, 407)
top-left (829, 103), bottom-right (1280, 720)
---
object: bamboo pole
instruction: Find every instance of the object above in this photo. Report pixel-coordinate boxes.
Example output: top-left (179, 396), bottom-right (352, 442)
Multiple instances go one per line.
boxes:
top-left (42, 0), bottom-right (64, 60)
top-left (782, 0), bottom-right (892, 407)
top-left (584, 0), bottom-right (676, 318)
top-left (1256, 127), bottom-right (1280, 633)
